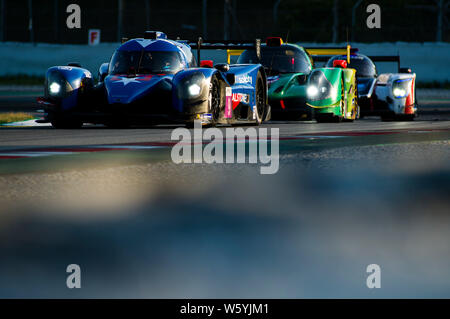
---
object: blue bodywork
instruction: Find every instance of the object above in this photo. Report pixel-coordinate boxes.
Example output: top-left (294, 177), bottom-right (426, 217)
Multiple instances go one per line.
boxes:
top-left (41, 32), bottom-right (267, 125)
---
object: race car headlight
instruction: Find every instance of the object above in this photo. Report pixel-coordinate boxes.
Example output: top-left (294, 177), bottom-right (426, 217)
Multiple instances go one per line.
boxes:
top-left (178, 72), bottom-right (206, 100)
top-left (46, 69), bottom-right (73, 98)
top-left (307, 85), bottom-right (318, 97)
top-left (392, 79), bottom-right (412, 98)
top-left (307, 70), bottom-right (334, 101)
top-left (188, 83), bottom-right (201, 96)
top-left (49, 82), bottom-right (61, 95)
top-left (393, 87), bottom-right (406, 97)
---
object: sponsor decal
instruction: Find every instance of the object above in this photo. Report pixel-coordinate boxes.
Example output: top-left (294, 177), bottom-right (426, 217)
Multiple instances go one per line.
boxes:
top-left (225, 87), bottom-right (233, 118)
top-left (235, 74), bottom-right (252, 84)
top-left (199, 113), bottom-right (213, 124)
top-left (231, 93), bottom-right (249, 109)
top-left (58, 66), bottom-right (73, 71)
top-left (200, 113), bottom-right (212, 119)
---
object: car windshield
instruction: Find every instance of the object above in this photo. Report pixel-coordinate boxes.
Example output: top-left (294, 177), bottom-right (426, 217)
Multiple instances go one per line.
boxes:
top-left (327, 55), bottom-right (377, 78)
top-left (237, 46), bottom-right (312, 75)
top-left (109, 50), bottom-right (184, 75)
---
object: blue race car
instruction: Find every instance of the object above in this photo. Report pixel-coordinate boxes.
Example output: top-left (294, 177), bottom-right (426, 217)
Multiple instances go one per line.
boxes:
top-left (38, 31), bottom-right (270, 128)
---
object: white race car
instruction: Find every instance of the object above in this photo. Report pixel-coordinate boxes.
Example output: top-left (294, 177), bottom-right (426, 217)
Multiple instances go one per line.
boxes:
top-left (326, 53), bottom-right (417, 121)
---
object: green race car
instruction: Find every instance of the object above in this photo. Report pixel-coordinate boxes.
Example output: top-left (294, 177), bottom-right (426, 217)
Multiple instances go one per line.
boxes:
top-left (234, 37), bottom-right (359, 122)
top-left (306, 58), bottom-right (359, 122)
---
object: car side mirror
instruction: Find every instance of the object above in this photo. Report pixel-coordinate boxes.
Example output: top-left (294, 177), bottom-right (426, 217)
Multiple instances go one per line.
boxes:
top-left (98, 63), bottom-right (109, 82)
top-left (214, 63), bottom-right (230, 72)
top-left (200, 60), bottom-right (213, 68)
top-left (399, 67), bottom-right (412, 74)
top-left (225, 73), bottom-right (235, 85)
top-left (68, 62), bottom-right (82, 68)
top-left (333, 60), bottom-right (347, 68)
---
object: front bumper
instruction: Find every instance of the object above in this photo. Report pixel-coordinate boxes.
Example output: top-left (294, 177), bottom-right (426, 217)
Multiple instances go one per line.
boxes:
top-left (269, 97), bottom-right (312, 119)
top-left (38, 96), bottom-right (210, 124)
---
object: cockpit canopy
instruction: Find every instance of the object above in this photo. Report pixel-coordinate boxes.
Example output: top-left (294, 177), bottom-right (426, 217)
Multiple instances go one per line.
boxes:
top-left (326, 54), bottom-right (377, 78)
top-left (237, 45), bottom-right (312, 75)
top-left (109, 50), bottom-right (185, 75)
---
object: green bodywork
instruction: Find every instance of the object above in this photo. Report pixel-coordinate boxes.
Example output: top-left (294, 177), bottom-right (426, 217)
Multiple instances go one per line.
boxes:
top-left (268, 73), bottom-right (307, 110)
top-left (265, 44), bottom-right (312, 119)
top-left (306, 67), bottom-right (359, 121)
top-left (255, 43), bottom-right (359, 121)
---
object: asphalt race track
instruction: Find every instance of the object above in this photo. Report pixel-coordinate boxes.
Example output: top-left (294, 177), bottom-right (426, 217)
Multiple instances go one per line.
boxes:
top-left (0, 93), bottom-right (450, 298)
top-left (0, 91), bottom-right (448, 148)
top-left (0, 117), bottom-right (448, 144)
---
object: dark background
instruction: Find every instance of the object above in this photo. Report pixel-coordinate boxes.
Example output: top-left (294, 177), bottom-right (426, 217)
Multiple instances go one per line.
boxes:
top-left (0, 0), bottom-right (449, 44)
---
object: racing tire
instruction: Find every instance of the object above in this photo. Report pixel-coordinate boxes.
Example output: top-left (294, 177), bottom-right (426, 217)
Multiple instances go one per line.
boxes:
top-left (209, 75), bottom-right (221, 126)
top-left (253, 71), bottom-right (266, 125)
top-left (188, 74), bottom-right (222, 128)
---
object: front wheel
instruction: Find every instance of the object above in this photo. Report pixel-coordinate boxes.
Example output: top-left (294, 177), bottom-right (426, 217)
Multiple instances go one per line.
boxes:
top-left (253, 72), bottom-right (266, 125)
top-left (208, 75), bottom-right (222, 126)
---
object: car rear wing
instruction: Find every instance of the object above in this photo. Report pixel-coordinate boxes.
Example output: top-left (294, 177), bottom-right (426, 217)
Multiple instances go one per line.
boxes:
top-left (305, 45), bottom-right (353, 64)
top-left (188, 37), bottom-right (262, 65)
top-left (312, 51), bottom-right (404, 73)
top-left (367, 55), bottom-right (402, 72)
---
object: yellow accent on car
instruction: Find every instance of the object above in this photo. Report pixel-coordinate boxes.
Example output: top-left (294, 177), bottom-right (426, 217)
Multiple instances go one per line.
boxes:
top-left (306, 101), bottom-right (340, 108)
top-left (227, 49), bottom-right (245, 64)
top-left (347, 44), bottom-right (351, 63)
top-left (305, 45), bottom-right (352, 64)
top-left (305, 48), bottom-right (347, 56)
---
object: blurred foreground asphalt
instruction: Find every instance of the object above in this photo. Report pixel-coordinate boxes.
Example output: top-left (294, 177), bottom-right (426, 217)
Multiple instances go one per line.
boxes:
top-left (0, 127), bottom-right (449, 298)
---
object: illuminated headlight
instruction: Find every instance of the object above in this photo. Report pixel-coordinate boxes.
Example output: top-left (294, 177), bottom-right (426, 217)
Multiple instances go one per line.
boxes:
top-left (307, 85), bottom-right (318, 97)
top-left (307, 70), bottom-right (334, 101)
top-left (49, 82), bottom-right (61, 95)
top-left (188, 83), bottom-right (201, 96)
top-left (178, 72), bottom-right (206, 100)
top-left (393, 87), bottom-right (406, 97)
top-left (392, 79), bottom-right (411, 98)
top-left (307, 85), bottom-right (330, 98)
